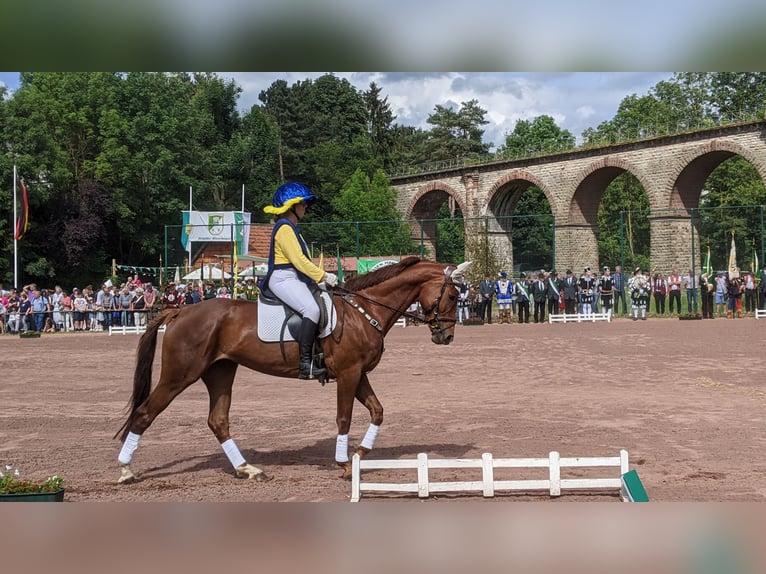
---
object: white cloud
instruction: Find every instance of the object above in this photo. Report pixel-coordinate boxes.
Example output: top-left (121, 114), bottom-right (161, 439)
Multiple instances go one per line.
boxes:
top-left (222, 72), bottom-right (674, 149)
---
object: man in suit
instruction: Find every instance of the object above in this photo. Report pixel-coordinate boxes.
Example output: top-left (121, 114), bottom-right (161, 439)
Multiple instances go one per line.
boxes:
top-left (546, 270), bottom-right (562, 316)
top-left (479, 273), bottom-right (495, 324)
top-left (530, 271), bottom-right (548, 323)
top-left (562, 269), bottom-right (578, 314)
top-left (515, 272), bottom-right (531, 324)
top-left (613, 265), bottom-right (627, 315)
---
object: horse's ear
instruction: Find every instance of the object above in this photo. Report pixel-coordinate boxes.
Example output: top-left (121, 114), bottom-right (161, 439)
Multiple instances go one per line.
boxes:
top-left (450, 261), bottom-right (472, 282)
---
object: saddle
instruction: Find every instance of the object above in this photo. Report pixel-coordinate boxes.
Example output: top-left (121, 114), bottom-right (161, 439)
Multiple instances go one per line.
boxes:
top-left (256, 287), bottom-right (337, 370)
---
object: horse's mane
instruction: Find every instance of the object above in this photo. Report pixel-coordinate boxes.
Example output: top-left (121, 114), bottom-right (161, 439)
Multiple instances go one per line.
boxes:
top-left (343, 256), bottom-right (423, 291)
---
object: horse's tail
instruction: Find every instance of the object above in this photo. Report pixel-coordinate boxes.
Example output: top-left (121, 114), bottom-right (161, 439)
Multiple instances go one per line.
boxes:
top-left (114, 310), bottom-right (180, 441)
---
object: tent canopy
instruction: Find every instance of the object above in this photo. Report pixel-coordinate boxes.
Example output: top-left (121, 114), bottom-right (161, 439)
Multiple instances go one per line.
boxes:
top-left (238, 263), bottom-right (269, 278)
top-left (182, 266), bottom-right (231, 281)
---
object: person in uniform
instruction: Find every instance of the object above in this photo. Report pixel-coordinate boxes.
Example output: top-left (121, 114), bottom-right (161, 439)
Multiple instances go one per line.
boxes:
top-left (578, 267), bottom-right (596, 317)
top-left (515, 272), bottom-right (531, 324)
top-left (700, 272), bottom-right (714, 319)
top-left (598, 266), bottom-right (615, 319)
top-left (243, 276), bottom-right (259, 301)
top-left (546, 270), bottom-right (562, 316)
top-left (494, 272), bottom-right (514, 324)
top-left (457, 281), bottom-right (471, 324)
top-left (562, 269), bottom-right (578, 315)
top-left (530, 271), bottom-right (547, 323)
top-left (629, 267), bottom-right (649, 320)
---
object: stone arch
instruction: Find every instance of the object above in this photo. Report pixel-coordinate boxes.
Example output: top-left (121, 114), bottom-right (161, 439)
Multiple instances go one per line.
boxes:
top-left (668, 139), bottom-right (766, 211)
top-left (569, 156), bottom-right (653, 225)
top-left (483, 170), bottom-right (554, 217)
top-left (404, 181), bottom-right (468, 220)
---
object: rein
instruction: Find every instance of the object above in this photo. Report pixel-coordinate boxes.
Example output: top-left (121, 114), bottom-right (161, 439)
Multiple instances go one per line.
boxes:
top-left (331, 270), bottom-right (458, 336)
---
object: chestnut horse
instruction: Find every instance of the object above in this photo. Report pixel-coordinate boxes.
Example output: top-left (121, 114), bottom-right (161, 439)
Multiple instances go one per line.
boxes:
top-left (115, 257), bottom-right (470, 484)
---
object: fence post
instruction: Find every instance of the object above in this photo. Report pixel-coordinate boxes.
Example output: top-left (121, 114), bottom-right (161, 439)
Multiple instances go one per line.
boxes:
top-left (417, 453), bottom-right (429, 498)
top-left (549, 451), bottom-right (561, 497)
top-left (481, 452), bottom-right (494, 498)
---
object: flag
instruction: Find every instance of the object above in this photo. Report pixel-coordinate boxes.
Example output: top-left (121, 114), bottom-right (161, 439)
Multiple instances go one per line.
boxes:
top-left (14, 179), bottom-right (29, 240)
top-left (703, 245), bottom-right (712, 277)
top-left (174, 266), bottom-right (180, 284)
top-left (752, 244), bottom-right (758, 274)
top-left (728, 233), bottom-right (739, 278)
top-left (232, 240), bottom-right (239, 298)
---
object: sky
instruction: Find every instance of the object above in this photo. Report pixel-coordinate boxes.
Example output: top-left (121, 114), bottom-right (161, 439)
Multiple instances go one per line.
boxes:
top-left (0, 72), bottom-right (673, 150)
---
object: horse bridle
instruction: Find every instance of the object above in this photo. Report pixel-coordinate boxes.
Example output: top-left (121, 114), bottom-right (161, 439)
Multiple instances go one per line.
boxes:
top-left (332, 269), bottom-right (459, 336)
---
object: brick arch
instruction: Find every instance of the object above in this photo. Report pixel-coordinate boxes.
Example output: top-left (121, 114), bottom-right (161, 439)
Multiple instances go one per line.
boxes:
top-left (667, 139), bottom-right (766, 210)
top-left (403, 181), bottom-right (468, 220)
top-left (568, 156), bottom-right (653, 225)
top-left (483, 170), bottom-right (553, 216)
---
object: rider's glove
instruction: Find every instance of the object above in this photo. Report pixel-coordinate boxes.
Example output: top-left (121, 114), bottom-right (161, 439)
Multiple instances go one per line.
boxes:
top-left (323, 273), bottom-right (338, 287)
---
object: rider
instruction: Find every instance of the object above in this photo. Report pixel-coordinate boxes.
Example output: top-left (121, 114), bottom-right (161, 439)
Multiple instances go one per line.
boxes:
top-left (261, 182), bottom-right (338, 380)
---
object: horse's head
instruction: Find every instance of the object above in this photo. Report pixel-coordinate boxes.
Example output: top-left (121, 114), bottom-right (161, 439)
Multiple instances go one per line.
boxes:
top-left (419, 261), bottom-right (472, 345)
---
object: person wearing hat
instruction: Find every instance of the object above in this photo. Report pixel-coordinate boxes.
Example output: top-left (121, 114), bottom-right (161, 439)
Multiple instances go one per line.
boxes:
top-left (494, 271), bottom-right (514, 324)
top-left (515, 272), bottom-right (531, 323)
top-left (562, 269), bottom-right (578, 314)
top-left (262, 182), bottom-right (337, 380)
top-left (598, 266), bottom-right (615, 319)
top-left (628, 267), bottom-right (649, 320)
top-left (578, 267), bottom-right (596, 317)
top-left (162, 282), bottom-right (181, 310)
top-left (243, 276), bottom-right (259, 301)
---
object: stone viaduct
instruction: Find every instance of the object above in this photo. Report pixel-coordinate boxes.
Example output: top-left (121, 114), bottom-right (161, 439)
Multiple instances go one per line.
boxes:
top-left (391, 120), bottom-right (766, 275)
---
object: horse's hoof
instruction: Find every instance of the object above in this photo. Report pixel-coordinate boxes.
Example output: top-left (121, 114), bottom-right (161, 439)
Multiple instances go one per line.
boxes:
top-left (117, 464), bottom-right (136, 484)
top-left (235, 463), bottom-right (271, 482)
top-left (356, 446), bottom-right (371, 458)
top-left (337, 462), bottom-right (353, 480)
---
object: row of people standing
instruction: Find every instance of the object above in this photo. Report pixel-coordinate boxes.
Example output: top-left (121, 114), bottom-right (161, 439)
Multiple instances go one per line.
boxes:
top-left (467, 266), bottom-right (618, 324)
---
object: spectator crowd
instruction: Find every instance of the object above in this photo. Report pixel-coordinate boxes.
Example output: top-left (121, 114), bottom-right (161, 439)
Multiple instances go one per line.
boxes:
top-left (0, 274), bottom-right (261, 335)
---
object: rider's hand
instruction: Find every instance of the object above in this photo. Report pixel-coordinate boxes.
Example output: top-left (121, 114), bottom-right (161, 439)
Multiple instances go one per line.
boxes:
top-left (323, 273), bottom-right (338, 287)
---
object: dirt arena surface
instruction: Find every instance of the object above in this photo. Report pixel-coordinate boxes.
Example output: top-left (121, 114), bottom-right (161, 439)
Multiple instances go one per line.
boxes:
top-left (1, 316), bottom-right (765, 502)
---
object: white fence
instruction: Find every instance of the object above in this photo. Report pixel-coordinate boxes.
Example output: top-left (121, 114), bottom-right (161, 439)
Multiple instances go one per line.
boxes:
top-left (549, 312), bottom-right (611, 324)
top-left (756, 309), bottom-right (766, 319)
top-left (351, 450), bottom-right (630, 502)
top-left (109, 324), bottom-right (166, 336)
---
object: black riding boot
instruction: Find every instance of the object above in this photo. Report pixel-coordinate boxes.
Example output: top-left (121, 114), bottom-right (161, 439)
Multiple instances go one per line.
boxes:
top-left (298, 317), bottom-right (326, 380)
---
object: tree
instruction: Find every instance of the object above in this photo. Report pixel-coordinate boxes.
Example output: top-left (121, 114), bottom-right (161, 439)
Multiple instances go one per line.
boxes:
top-left (364, 81), bottom-right (396, 168)
top-left (425, 99), bottom-right (491, 163)
top-left (435, 201), bottom-right (464, 264)
top-left (329, 168), bottom-right (415, 256)
top-left (498, 115), bottom-right (575, 158)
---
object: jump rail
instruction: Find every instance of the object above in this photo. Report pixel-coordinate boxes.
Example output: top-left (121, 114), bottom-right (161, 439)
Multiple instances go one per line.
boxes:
top-left (549, 312), bottom-right (611, 324)
top-left (755, 309), bottom-right (766, 319)
top-left (109, 324), bottom-right (166, 336)
top-left (351, 450), bottom-right (630, 502)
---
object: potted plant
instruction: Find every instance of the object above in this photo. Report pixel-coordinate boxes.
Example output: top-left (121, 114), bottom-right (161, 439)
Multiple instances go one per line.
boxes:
top-left (678, 312), bottom-right (703, 320)
top-left (0, 465), bottom-right (65, 502)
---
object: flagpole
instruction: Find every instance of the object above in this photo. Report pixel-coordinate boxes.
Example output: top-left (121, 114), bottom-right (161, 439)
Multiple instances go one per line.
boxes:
top-left (241, 183), bottom-right (245, 212)
top-left (188, 185), bottom-right (193, 272)
top-left (13, 164), bottom-right (18, 289)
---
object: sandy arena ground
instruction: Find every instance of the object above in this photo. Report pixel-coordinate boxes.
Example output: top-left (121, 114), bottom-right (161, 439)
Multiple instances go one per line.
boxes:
top-left (1, 316), bottom-right (765, 502)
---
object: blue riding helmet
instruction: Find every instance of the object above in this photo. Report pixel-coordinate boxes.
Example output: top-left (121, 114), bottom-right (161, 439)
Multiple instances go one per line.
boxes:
top-left (263, 182), bottom-right (317, 215)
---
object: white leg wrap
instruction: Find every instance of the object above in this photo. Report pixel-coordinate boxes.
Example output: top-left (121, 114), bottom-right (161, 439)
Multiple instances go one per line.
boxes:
top-left (335, 434), bottom-right (349, 463)
top-left (221, 438), bottom-right (246, 469)
top-left (360, 424), bottom-right (380, 450)
top-left (118, 432), bottom-right (142, 465)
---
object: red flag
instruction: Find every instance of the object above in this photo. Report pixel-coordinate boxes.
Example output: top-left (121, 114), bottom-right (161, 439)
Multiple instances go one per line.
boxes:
top-left (14, 179), bottom-right (29, 240)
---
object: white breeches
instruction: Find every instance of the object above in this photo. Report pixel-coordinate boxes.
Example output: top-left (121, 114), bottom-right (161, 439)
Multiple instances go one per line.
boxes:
top-left (269, 268), bottom-right (320, 323)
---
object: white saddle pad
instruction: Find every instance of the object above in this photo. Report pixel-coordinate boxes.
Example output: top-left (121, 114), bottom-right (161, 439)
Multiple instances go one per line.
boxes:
top-left (257, 290), bottom-right (336, 342)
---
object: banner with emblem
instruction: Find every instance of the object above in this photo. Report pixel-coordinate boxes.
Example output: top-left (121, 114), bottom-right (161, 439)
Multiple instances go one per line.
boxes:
top-left (181, 211), bottom-right (251, 254)
top-left (727, 232), bottom-right (739, 279)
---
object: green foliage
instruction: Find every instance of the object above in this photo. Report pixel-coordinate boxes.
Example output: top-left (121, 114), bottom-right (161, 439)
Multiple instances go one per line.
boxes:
top-left (511, 189), bottom-right (554, 271)
top-left (498, 115), bottom-right (575, 157)
top-left (597, 173), bottom-right (650, 270)
top-left (328, 168), bottom-right (416, 257)
top-left (0, 466), bottom-right (64, 494)
top-left (434, 201), bottom-right (465, 263)
top-left (425, 99), bottom-right (491, 162)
